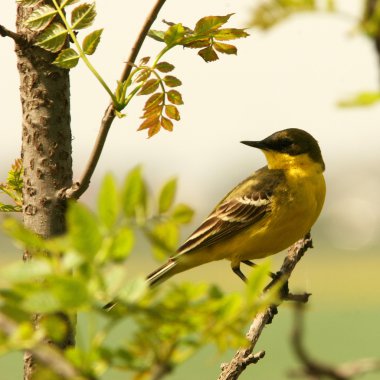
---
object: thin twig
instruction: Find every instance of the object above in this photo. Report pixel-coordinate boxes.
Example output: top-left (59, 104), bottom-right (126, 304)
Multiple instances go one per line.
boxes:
top-left (64, 0), bottom-right (168, 200)
top-left (0, 24), bottom-right (26, 44)
top-left (289, 304), bottom-right (380, 379)
top-left (217, 234), bottom-right (313, 380)
top-left (0, 312), bottom-right (89, 380)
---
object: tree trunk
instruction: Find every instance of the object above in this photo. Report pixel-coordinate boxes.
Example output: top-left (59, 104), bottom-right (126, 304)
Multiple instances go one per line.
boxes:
top-left (15, 3), bottom-right (75, 379)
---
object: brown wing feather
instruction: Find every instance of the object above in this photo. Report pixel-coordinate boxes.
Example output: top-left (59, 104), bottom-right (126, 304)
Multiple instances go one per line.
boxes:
top-left (177, 166), bottom-right (284, 255)
top-left (178, 195), bottom-right (270, 254)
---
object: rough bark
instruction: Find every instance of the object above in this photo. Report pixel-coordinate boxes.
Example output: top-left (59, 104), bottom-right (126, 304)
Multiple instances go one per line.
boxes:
top-left (15, 3), bottom-right (74, 379)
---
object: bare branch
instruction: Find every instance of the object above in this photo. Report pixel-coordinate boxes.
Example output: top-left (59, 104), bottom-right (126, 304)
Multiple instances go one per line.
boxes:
top-left (217, 234), bottom-right (313, 380)
top-left (64, 0), bottom-right (168, 200)
top-left (0, 312), bottom-right (89, 380)
top-left (0, 24), bottom-right (25, 44)
top-left (289, 304), bottom-right (380, 379)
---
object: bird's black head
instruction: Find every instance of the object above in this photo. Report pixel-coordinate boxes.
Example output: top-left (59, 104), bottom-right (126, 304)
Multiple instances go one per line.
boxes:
top-left (241, 128), bottom-right (325, 169)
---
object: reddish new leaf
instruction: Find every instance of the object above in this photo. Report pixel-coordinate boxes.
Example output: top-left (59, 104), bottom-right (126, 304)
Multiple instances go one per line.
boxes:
top-left (167, 90), bottom-right (184, 105)
top-left (138, 79), bottom-right (160, 96)
top-left (148, 123), bottom-right (161, 138)
top-left (138, 115), bottom-right (160, 131)
top-left (161, 116), bottom-right (174, 131)
top-left (156, 62), bottom-right (175, 73)
top-left (163, 75), bottom-right (182, 88)
top-left (198, 46), bottom-right (219, 62)
top-left (214, 42), bottom-right (237, 55)
top-left (139, 56), bottom-right (150, 65)
top-left (213, 28), bottom-right (249, 41)
top-left (183, 37), bottom-right (210, 49)
top-left (135, 69), bottom-right (151, 83)
top-left (144, 92), bottom-right (164, 110)
top-left (142, 104), bottom-right (163, 119)
top-left (165, 105), bottom-right (180, 121)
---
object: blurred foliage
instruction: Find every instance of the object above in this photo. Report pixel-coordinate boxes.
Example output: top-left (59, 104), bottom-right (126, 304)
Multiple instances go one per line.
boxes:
top-left (250, 0), bottom-right (380, 108)
top-left (0, 168), bottom-right (275, 379)
top-left (249, 0), bottom-right (335, 30)
top-left (0, 159), bottom-right (23, 212)
top-left (337, 91), bottom-right (380, 107)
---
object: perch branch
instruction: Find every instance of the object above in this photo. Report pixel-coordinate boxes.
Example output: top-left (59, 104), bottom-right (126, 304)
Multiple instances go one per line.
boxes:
top-left (217, 233), bottom-right (313, 380)
top-left (63, 0), bottom-right (168, 200)
top-left (289, 303), bottom-right (380, 379)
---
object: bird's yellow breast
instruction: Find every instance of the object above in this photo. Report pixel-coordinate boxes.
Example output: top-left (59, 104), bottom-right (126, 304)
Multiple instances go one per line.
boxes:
top-left (212, 152), bottom-right (326, 262)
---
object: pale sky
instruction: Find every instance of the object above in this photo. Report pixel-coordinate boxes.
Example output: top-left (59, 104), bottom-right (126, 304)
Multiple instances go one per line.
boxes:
top-left (1, 0), bottom-right (380, 251)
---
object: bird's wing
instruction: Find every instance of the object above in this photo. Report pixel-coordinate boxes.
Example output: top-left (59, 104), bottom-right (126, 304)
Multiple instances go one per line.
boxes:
top-left (178, 190), bottom-right (273, 255)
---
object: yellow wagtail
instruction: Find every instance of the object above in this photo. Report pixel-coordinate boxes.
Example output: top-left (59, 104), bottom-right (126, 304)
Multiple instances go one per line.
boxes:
top-left (147, 128), bottom-right (326, 286)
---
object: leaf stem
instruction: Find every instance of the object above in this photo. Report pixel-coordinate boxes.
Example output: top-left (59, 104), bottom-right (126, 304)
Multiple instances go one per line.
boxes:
top-left (52, 0), bottom-right (117, 103)
top-left (64, 0), bottom-right (168, 200)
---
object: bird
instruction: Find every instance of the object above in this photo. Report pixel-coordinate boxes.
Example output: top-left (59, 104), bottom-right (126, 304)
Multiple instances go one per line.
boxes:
top-left (147, 128), bottom-right (326, 287)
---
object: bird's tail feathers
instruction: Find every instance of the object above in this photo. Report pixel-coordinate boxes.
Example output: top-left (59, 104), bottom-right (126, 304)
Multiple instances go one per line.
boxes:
top-left (146, 258), bottom-right (179, 287)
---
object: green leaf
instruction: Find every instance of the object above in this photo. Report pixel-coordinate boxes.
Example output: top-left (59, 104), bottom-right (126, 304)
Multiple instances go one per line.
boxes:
top-left (158, 178), bottom-right (177, 213)
top-left (198, 46), bottom-right (219, 62)
top-left (164, 23), bottom-right (186, 46)
top-left (165, 105), bottom-right (180, 121)
top-left (25, 4), bottom-right (57, 31)
top-left (338, 92), bottom-right (380, 107)
top-left (35, 22), bottom-right (68, 53)
top-left (213, 42), bottom-right (237, 55)
top-left (246, 260), bottom-right (271, 300)
top-left (148, 29), bottom-right (165, 42)
top-left (7, 158), bottom-right (23, 192)
top-left (22, 290), bottom-right (61, 313)
top-left (213, 28), bottom-right (249, 41)
top-left (138, 79), bottom-right (160, 96)
top-left (163, 75), bottom-right (182, 88)
top-left (115, 80), bottom-right (128, 107)
top-left (194, 14), bottom-right (233, 34)
top-left (171, 203), bottom-right (194, 224)
top-left (122, 166), bottom-right (147, 218)
top-left (156, 61), bottom-right (175, 73)
top-left (151, 222), bottom-right (179, 260)
top-left (167, 90), bottom-right (184, 105)
top-left (118, 277), bottom-right (147, 303)
top-left (22, 277), bottom-right (90, 312)
top-left (53, 48), bottom-right (80, 69)
top-left (0, 260), bottom-right (51, 282)
top-left (82, 28), bottom-right (103, 55)
top-left (98, 173), bottom-right (119, 229)
top-left (109, 227), bottom-right (134, 261)
top-left (0, 204), bottom-right (22, 212)
top-left (3, 219), bottom-right (46, 251)
top-left (161, 116), bottom-right (173, 131)
top-left (67, 202), bottom-right (102, 258)
top-left (71, 3), bottom-right (96, 30)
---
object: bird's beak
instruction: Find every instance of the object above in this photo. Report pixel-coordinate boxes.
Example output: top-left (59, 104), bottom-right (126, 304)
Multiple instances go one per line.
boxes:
top-left (240, 140), bottom-right (268, 150)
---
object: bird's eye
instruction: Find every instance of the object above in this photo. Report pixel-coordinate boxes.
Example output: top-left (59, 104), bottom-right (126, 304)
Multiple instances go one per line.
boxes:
top-left (279, 137), bottom-right (293, 148)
